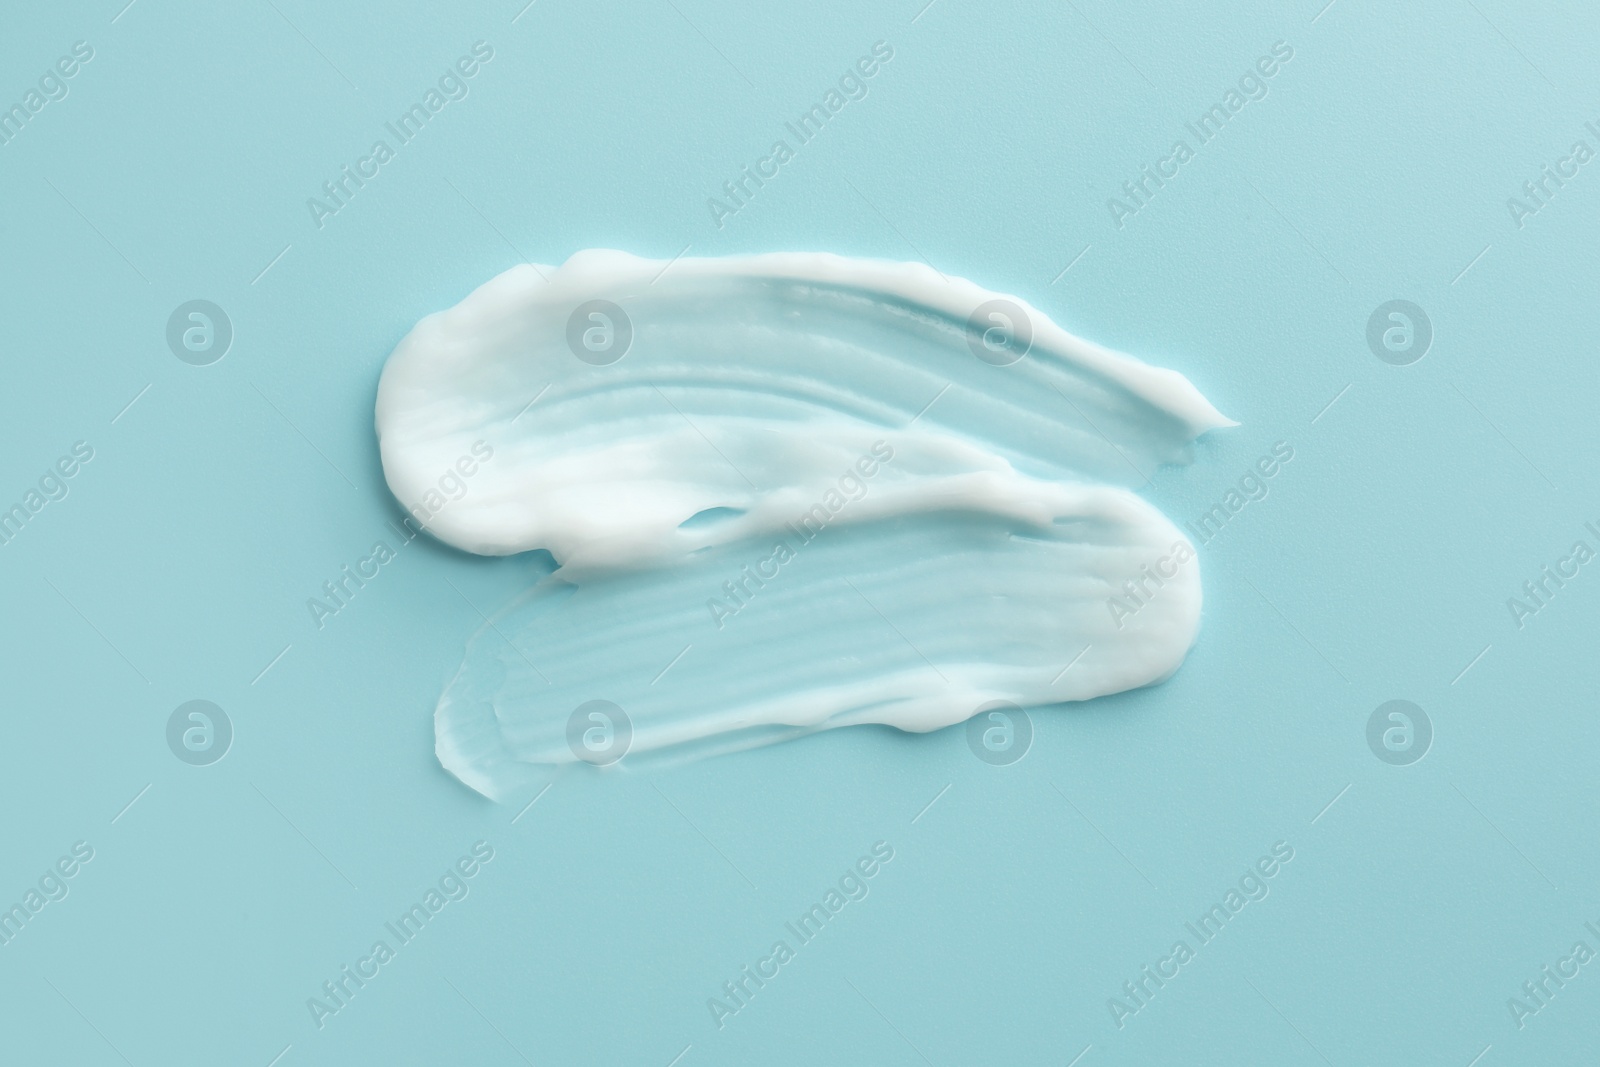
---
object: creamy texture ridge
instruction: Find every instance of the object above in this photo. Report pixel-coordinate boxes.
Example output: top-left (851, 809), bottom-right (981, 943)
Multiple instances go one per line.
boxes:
top-left (375, 250), bottom-right (1232, 798)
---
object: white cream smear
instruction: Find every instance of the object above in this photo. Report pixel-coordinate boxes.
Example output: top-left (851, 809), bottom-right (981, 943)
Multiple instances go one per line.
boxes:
top-left (375, 250), bottom-right (1232, 799)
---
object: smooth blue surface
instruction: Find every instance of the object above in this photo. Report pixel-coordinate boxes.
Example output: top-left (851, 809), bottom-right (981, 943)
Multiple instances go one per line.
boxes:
top-left (2, 1), bottom-right (1597, 1064)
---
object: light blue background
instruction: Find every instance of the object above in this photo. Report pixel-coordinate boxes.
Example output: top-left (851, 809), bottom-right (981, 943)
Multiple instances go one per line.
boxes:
top-left (2, 0), bottom-right (1597, 1063)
